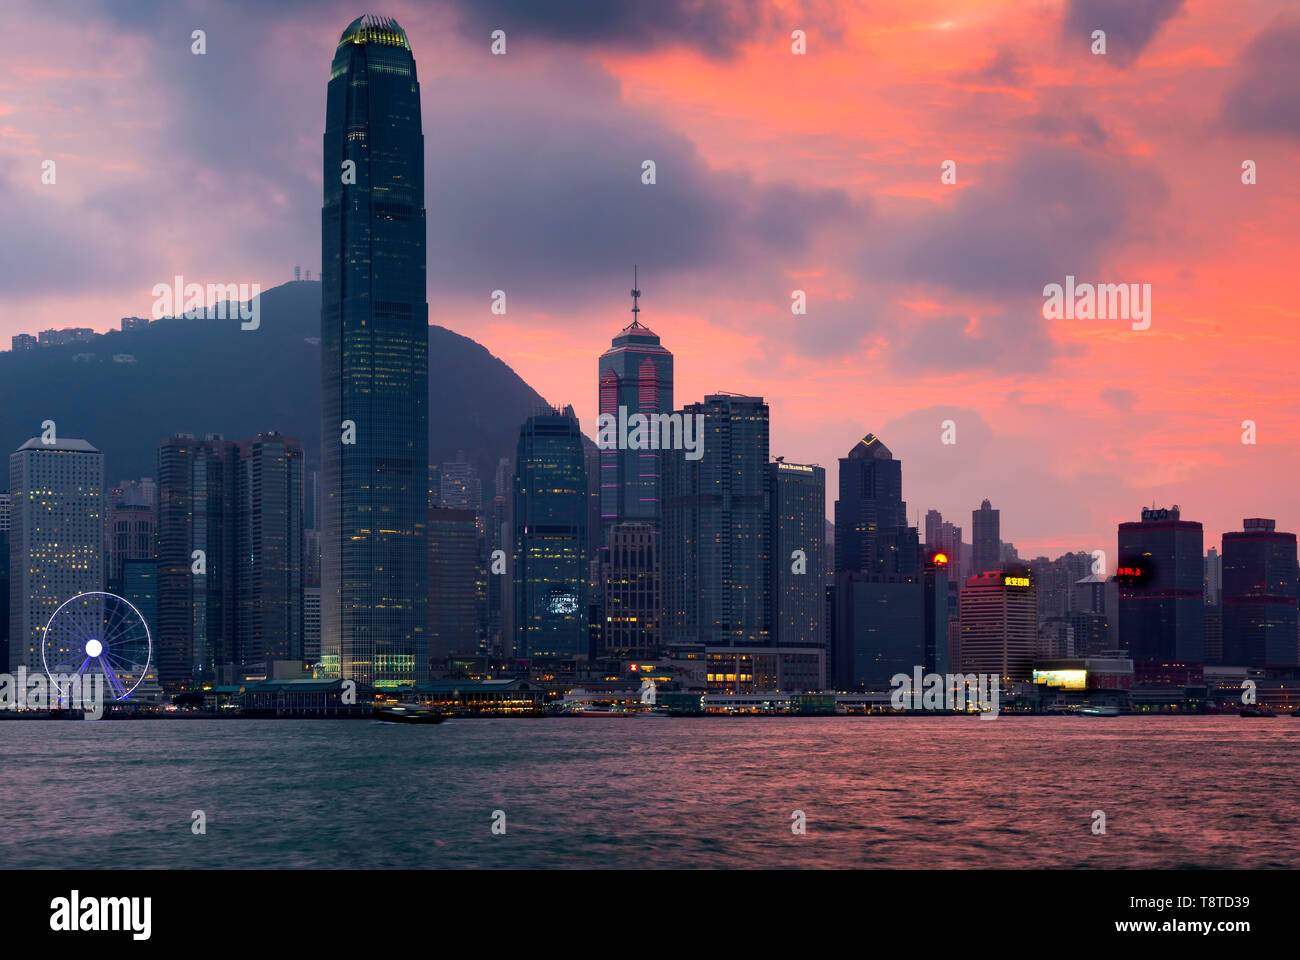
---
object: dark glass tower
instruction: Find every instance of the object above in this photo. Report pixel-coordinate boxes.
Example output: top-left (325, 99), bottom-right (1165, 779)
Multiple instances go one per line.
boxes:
top-left (767, 461), bottom-right (826, 650)
top-left (834, 434), bottom-right (918, 578)
top-left (1222, 518), bottom-right (1298, 668)
top-left (512, 407), bottom-right (589, 658)
top-left (662, 394), bottom-right (771, 647)
top-left (971, 498), bottom-right (1001, 577)
top-left (237, 433), bottom-right (304, 667)
top-left (321, 16), bottom-right (429, 687)
top-left (1118, 506), bottom-right (1204, 663)
top-left (157, 434), bottom-right (237, 690)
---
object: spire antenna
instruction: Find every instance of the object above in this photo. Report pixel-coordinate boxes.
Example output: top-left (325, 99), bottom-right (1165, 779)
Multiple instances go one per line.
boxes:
top-left (631, 265), bottom-right (641, 323)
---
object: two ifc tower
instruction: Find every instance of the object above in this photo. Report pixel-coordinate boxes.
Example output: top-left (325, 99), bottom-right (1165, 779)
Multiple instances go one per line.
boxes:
top-left (319, 16), bottom-right (669, 685)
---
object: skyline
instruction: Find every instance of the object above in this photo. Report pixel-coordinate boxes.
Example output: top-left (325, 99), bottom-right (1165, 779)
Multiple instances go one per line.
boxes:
top-left (2, 0), bottom-right (1297, 558)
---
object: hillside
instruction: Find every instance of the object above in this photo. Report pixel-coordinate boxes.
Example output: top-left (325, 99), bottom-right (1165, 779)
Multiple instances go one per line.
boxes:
top-left (0, 281), bottom-right (548, 496)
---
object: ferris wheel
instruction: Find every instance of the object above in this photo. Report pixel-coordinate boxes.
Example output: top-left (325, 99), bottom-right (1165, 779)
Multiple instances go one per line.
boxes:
top-left (42, 591), bottom-right (153, 702)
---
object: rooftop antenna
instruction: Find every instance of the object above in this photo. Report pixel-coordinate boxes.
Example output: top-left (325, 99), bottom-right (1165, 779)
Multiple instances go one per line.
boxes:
top-left (631, 265), bottom-right (641, 324)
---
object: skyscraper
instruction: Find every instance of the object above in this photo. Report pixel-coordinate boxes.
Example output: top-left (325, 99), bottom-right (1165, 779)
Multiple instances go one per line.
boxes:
top-left (157, 434), bottom-right (238, 690)
top-left (662, 394), bottom-right (770, 647)
top-left (512, 406), bottom-right (588, 658)
top-left (1221, 518), bottom-right (1298, 668)
top-left (427, 506), bottom-right (480, 661)
top-left (832, 433), bottom-right (921, 688)
top-left (601, 521), bottom-right (660, 658)
top-left (768, 460), bottom-right (826, 651)
top-left (959, 569), bottom-right (1037, 682)
top-left (597, 276), bottom-right (674, 549)
top-left (1204, 547), bottom-right (1222, 605)
top-left (8, 438), bottom-right (104, 674)
top-left (0, 492), bottom-right (9, 673)
top-left (236, 432), bottom-right (304, 667)
top-left (971, 499), bottom-right (1001, 577)
top-left (438, 454), bottom-right (482, 511)
top-left (321, 15), bottom-right (429, 687)
top-left (105, 499), bottom-right (155, 594)
top-left (834, 434), bottom-right (918, 579)
top-left (1117, 506), bottom-right (1204, 663)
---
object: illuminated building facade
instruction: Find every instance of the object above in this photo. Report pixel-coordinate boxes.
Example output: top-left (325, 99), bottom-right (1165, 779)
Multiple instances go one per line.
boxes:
top-left (8, 438), bottom-right (103, 674)
top-left (512, 406), bottom-right (589, 658)
top-left (602, 521), bottom-right (660, 659)
top-left (959, 569), bottom-right (1037, 682)
top-left (320, 16), bottom-right (429, 686)
top-left (1117, 506), bottom-right (1204, 664)
top-left (1221, 518), bottom-right (1298, 668)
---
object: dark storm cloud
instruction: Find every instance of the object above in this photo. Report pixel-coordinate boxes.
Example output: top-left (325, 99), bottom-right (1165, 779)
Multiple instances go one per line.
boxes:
top-left (810, 144), bottom-right (1167, 374)
top-left (887, 145), bottom-right (1167, 298)
top-left (423, 58), bottom-right (857, 303)
top-left (1221, 19), bottom-right (1300, 140)
top-left (446, 0), bottom-right (839, 57)
top-left (1063, 0), bottom-right (1185, 66)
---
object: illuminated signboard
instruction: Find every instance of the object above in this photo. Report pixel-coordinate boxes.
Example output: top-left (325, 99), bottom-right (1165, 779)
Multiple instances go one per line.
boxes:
top-left (1033, 669), bottom-right (1087, 690)
top-left (1116, 556), bottom-right (1154, 587)
top-left (1003, 576), bottom-right (1030, 587)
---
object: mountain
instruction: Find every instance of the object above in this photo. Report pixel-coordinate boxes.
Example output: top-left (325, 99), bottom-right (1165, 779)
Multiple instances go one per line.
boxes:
top-left (0, 281), bottom-right (549, 498)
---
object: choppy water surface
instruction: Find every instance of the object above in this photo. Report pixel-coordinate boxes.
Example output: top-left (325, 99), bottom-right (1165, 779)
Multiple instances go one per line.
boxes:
top-left (1, 716), bottom-right (1295, 868)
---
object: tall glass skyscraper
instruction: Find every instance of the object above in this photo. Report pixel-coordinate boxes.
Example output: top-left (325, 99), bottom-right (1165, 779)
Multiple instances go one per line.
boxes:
top-left (971, 498), bottom-right (1001, 577)
top-left (662, 394), bottom-right (771, 647)
top-left (157, 434), bottom-right (238, 690)
top-left (512, 407), bottom-right (589, 658)
top-left (767, 461), bottom-right (826, 650)
top-left (597, 281), bottom-right (673, 548)
top-left (834, 434), bottom-right (918, 578)
top-left (320, 16), bottom-right (429, 686)
top-left (1117, 506), bottom-right (1204, 663)
top-left (237, 433), bottom-right (304, 667)
top-left (1221, 518), bottom-right (1298, 668)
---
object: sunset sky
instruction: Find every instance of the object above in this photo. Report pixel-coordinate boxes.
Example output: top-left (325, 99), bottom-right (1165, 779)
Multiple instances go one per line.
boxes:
top-left (2, 0), bottom-right (1297, 558)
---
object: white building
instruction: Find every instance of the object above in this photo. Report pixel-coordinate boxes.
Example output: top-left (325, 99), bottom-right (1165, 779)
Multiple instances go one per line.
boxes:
top-left (9, 438), bottom-right (104, 673)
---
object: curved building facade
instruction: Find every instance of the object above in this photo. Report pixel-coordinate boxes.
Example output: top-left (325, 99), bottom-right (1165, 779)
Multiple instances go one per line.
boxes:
top-left (320, 16), bottom-right (428, 686)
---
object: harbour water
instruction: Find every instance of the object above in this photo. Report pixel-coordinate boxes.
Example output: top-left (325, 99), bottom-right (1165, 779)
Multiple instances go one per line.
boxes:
top-left (1, 716), bottom-right (1295, 869)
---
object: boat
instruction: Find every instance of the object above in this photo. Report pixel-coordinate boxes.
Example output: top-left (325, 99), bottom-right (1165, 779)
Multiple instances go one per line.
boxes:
top-left (572, 704), bottom-right (632, 718)
top-left (375, 704), bottom-right (444, 724)
top-left (1079, 704), bottom-right (1120, 717)
top-left (1239, 706), bottom-right (1276, 717)
top-left (634, 709), bottom-right (672, 718)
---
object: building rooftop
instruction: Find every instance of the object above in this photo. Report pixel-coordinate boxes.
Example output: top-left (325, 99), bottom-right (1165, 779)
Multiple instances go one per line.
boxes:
top-left (14, 437), bottom-right (100, 454)
top-left (847, 433), bottom-right (893, 460)
top-left (338, 15), bottom-right (409, 50)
